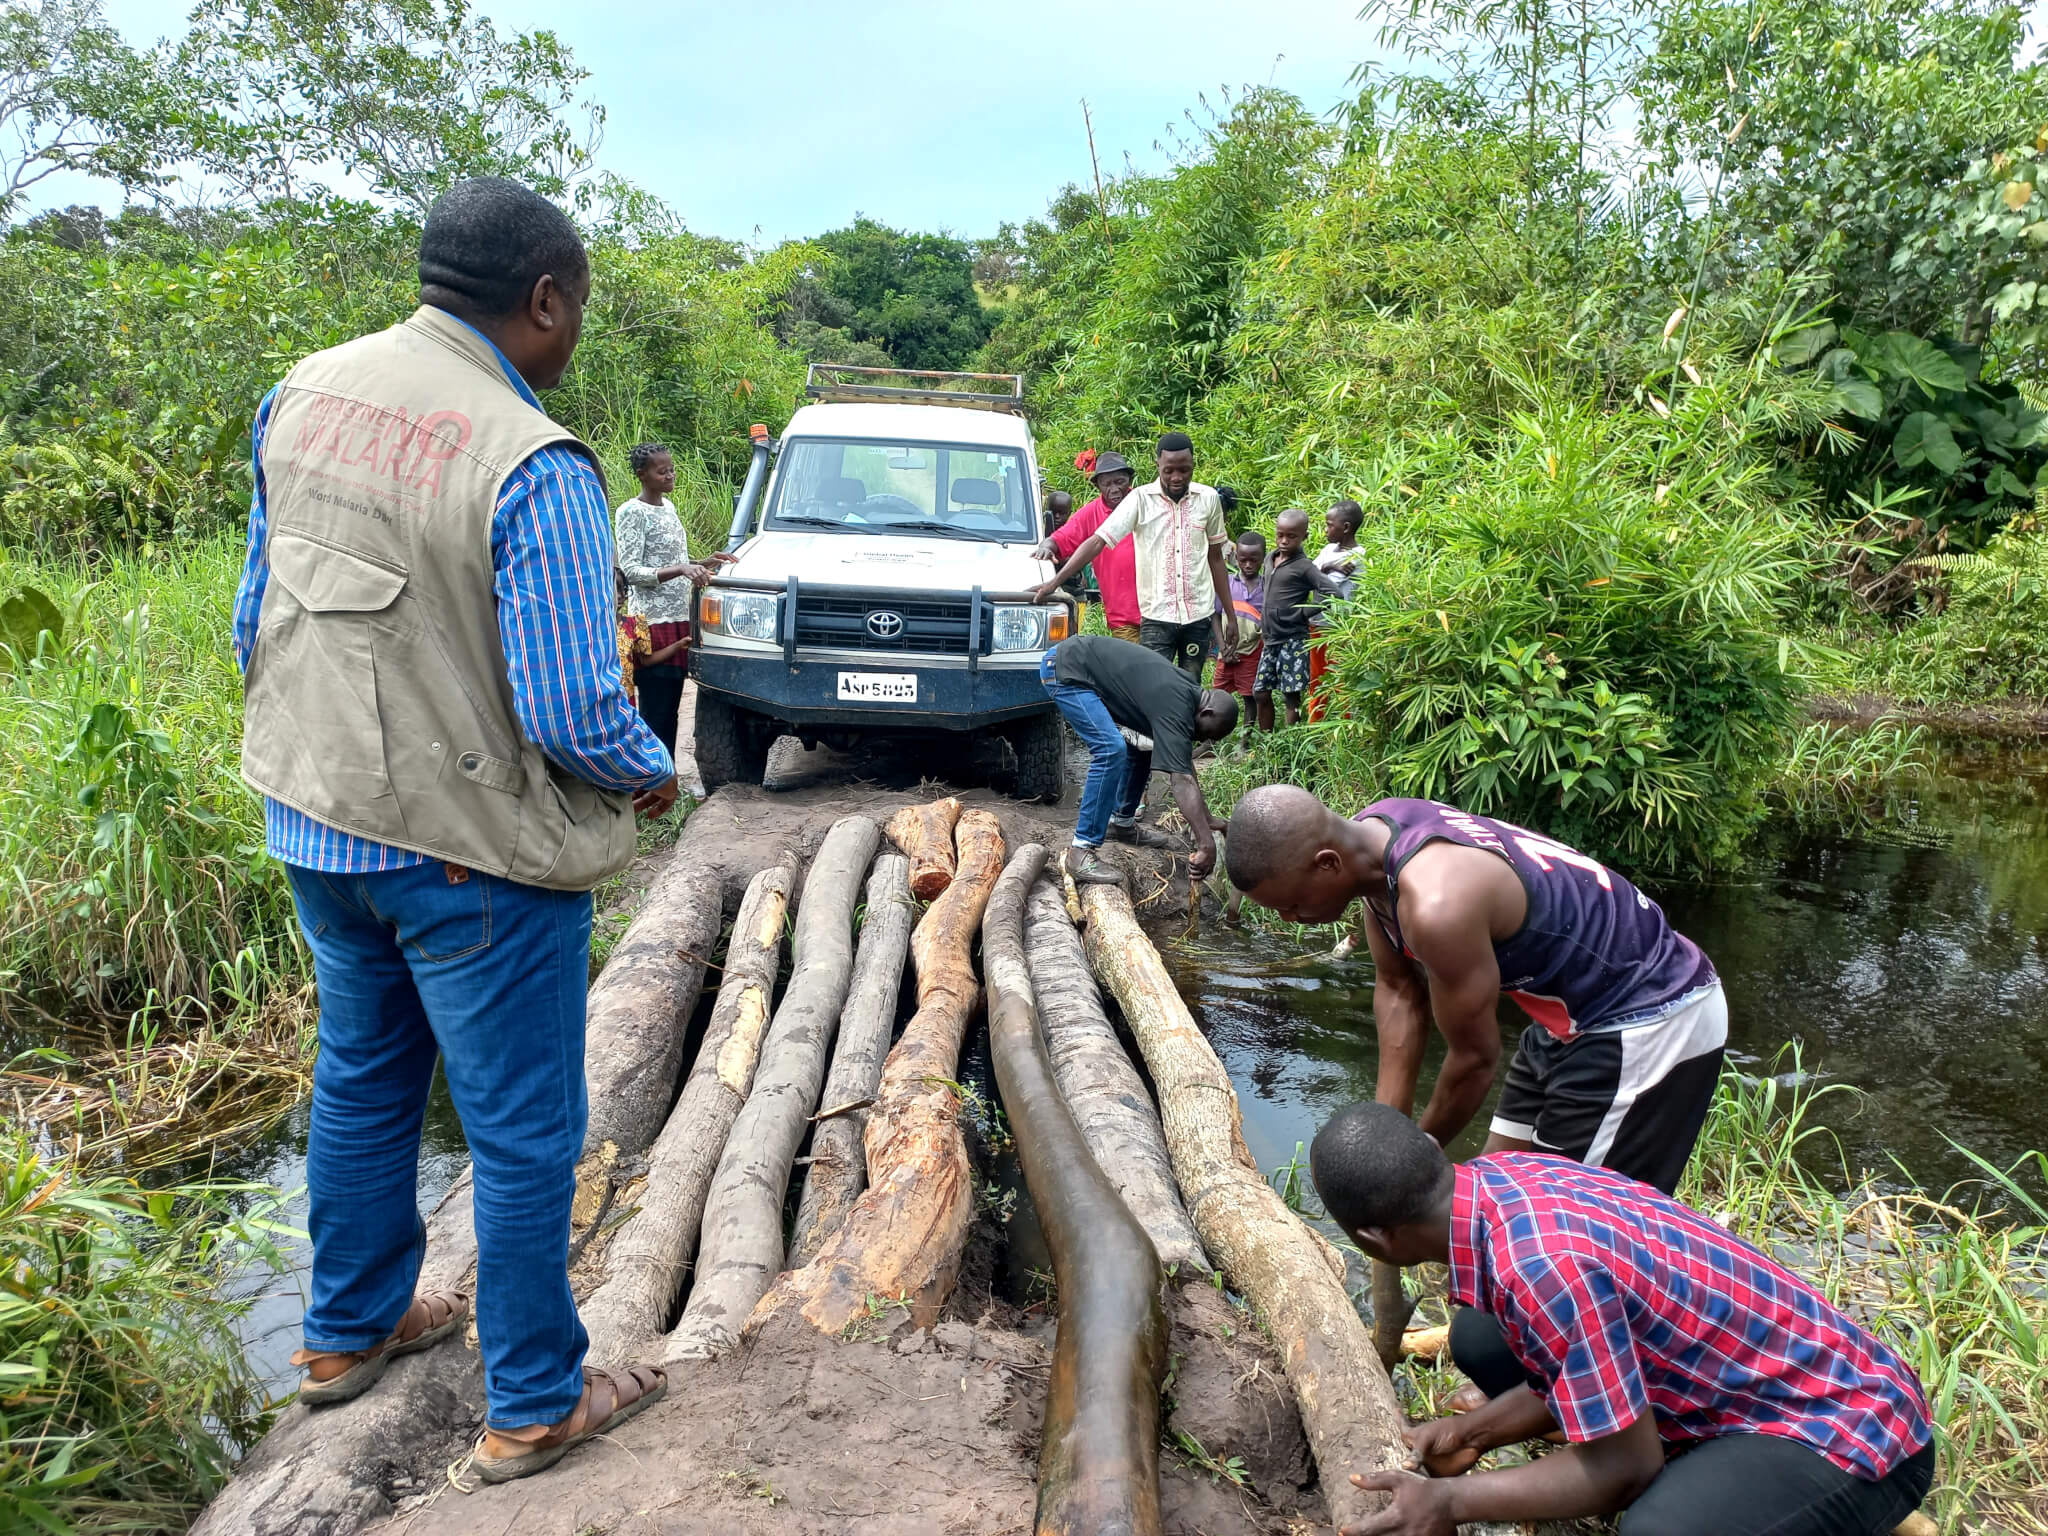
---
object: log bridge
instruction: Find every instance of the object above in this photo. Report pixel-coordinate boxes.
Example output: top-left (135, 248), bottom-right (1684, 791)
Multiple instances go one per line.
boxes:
top-left (193, 790), bottom-right (1404, 1536)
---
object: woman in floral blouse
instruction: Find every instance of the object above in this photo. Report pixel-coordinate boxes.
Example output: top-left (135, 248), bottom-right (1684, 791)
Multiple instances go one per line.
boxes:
top-left (614, 442), bottom-right (728, 755)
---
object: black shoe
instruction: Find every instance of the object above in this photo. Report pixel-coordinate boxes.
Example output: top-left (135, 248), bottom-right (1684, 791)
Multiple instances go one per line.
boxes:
top-left (1106, 821), bottom-right (1180, 850)
top-left (1065, 849), bottom-right (1126, 886)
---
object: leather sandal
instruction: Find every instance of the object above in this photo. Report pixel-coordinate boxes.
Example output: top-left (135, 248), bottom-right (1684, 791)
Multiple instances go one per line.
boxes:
top-left (292, 1288), bottom-right (471, 1407)
top-left (474, 1364), bottom-right (669, 1484)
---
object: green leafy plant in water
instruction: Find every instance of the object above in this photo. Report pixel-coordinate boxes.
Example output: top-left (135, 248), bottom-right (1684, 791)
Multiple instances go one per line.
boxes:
top-left (0, 1135), bottom-right (292, 1534)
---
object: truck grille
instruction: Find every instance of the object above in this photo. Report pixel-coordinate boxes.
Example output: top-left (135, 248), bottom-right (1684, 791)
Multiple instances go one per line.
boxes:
top-left (791, 594), bottom-right (990, 655)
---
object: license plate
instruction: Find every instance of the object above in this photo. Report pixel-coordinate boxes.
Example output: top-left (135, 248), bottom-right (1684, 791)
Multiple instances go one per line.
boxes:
top-left (836, 671), bottom-right (917, 703)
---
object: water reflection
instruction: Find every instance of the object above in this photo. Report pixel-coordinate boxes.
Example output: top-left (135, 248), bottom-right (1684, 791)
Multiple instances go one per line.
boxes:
top-left (1171, 738), bottom-right (2048, 1199)
top-left (201, 1072), bottom-right (469, 1398)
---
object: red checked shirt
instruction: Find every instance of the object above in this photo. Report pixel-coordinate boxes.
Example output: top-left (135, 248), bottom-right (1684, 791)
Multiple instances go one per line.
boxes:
top-left (1449, 1154), bottom-right (1930, 1480)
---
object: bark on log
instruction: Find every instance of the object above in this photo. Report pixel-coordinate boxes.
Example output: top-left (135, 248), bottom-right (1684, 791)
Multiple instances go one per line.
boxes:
top-left (1023, 879), bottom-right (1207, 1274)
top-left (1077, 883), bottom-right (1405, 1532)
top-left (578, 854), bottom-right (797, 1364)
top-left (886, 796), bottom-right (963, 899)
top-left (666, 817), bottom-right (881, 1359)
top-left (751, 809), bottom-right (1007, 1335)
top-left (581, 838), bottom-right (728, 1157)
top-left (788, 853), bottom-right (916, 1268)
top-left (989, 846), bottom-right (1167, 1536)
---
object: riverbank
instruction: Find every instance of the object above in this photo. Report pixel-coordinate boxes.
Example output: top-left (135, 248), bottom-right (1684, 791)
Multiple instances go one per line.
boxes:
top-left (1812, 691), bottom-right (2048, 738)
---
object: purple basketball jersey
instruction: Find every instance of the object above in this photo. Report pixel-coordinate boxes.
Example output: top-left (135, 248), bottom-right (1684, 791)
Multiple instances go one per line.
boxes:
top-left (1355, 799), bottom-right (1715, 1040)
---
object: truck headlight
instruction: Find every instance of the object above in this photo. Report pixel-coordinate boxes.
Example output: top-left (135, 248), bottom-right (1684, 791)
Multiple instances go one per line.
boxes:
top-left (991, 604), bottom-right (1067, 652)
top-left (701, 589), bottom-right (779, 642)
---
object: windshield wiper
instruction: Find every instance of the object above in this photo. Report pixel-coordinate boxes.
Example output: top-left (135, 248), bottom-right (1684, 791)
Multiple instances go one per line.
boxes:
top-left (768, 514), bottom-right (856, 533)
top-left (869, 519), bottom-right (1011, 545)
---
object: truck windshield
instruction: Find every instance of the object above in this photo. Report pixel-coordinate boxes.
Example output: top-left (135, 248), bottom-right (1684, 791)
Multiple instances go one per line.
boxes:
top-left (763, 437), bottom-right (1034, 541)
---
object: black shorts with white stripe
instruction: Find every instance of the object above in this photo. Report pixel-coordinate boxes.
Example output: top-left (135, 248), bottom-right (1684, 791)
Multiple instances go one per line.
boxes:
top-left (1489, 983), bottom-right (1728, 1196)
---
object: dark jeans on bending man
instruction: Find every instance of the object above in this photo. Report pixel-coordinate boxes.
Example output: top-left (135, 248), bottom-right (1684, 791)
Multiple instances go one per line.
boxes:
top-left (1448, 1309), bottom-right (1934, 1536)
top-left (1040, 650), bottom-right (1146, 846)
top-left (1138, 617), bottom-right (1210, 680)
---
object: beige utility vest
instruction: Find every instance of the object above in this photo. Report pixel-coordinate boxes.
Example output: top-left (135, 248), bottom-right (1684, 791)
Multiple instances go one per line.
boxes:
top-left (240, 305), bottom-right (637, 891)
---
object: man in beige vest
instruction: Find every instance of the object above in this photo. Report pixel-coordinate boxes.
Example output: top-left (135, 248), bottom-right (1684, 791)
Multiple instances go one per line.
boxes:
top-left (235, 178), bottom-right (675, 1481)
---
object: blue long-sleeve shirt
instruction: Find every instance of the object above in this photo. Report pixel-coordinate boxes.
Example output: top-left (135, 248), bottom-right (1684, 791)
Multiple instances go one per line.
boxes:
top-left (232, 318), bottom-right (673, 873)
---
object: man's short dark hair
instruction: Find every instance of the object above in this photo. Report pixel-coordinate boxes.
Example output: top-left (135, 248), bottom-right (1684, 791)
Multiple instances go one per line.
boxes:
top-left (1237, 528), bottom-right (1267, 548)
top-left (1311, 1102), bottom-right (1452, 1232)
top-left (1329, 499), bottom-right (1364, 532)
top-left (419, 177), bottom-right (589, 319)
top-left (1157, 431), bottom-right (1194, 455)
top-left (1224, 783), bottom-right (1331, 890)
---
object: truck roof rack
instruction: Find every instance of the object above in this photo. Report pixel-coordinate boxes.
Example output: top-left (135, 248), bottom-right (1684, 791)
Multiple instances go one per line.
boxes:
top-left (803, 363), bottom-right (1026, 414)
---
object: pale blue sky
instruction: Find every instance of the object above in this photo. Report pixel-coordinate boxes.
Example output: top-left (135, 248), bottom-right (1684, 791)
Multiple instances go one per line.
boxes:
top-left (39, 0), bottom-right (1382, 241)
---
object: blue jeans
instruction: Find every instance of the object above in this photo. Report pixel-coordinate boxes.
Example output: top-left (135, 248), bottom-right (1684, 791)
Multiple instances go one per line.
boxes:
top-left (286, 862), bottom-right (593, 1428)
top-left (1041, 650), bottom-right (1146, 847)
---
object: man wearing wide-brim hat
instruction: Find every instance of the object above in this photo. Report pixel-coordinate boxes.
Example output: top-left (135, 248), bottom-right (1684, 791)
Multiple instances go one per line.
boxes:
top-left (1034, 448), bottom-right (1142, 641)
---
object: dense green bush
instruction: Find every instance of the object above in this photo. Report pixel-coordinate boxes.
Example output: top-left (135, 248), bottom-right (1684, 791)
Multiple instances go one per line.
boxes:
top-left (1220, 371), bottom-right (1815, 871)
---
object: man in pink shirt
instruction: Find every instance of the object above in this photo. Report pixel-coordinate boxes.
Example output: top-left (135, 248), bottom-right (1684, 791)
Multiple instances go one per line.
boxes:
top-left (1036, 450), bottom-right (1141, 640)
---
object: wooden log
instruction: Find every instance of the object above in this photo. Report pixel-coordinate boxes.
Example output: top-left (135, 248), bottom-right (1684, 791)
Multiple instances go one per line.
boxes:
top-left (667, 816), bottom-right (881, 1360)
top-left (578, 854), bottom-right (797, 1364)
top-left (886, 795), bottom-right (963, 899)
top-left (1373, 1257), bottom-right (1418, 1371)
top-left (989, 846), bottom-right (1167, 1536)
top-left (1022, 878), bottom-right (1207, 1274)
top-left (788, 853), bottom-right (916, 1268)
top-left (1077, 883), bottom-right (1405, 1532)
top-left (750, 808), bottom-right (1007, 1335)
top-left (1399, 1323), bottom-right (1450, 1361)
top-left (580, 832), bottom-right (728, 1157)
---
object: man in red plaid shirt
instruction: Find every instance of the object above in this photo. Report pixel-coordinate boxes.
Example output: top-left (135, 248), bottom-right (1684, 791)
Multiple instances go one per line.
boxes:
top-left (1312, 1104), bottom-right (1934, 1536)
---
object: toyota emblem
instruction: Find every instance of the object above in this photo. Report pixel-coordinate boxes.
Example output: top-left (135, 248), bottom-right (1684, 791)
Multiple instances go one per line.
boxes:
top-left (866, 610), bottom-right (904, 639)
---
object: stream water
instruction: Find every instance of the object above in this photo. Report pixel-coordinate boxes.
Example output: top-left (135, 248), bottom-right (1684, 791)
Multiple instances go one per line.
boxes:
top-left (217, 736), bottom-right (2048, 1397)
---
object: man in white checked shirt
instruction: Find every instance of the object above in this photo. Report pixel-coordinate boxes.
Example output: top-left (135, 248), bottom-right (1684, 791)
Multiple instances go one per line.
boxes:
top-left (1033, 431), bottom-right (1240, 679)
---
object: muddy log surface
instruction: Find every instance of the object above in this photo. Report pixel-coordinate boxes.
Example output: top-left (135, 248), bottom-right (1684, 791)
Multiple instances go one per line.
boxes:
top-left (789, 852), bottom-right (917, 1267)
top-left (582, 806), bottom-right (760, 1157)
top-left (986, 847), bottom-right (1167, 1536)
top-left (1078, 882), bottom-right (1408, 1532)
top-left (197, 743), bottom-right (1298, 1536)
top-left (1022, 878), bottom-right (1207, 1273)
top-left (669, 816), bottom-right (881, 1359)
top-left (752, 809), bottom-right (1007, 1335)
top-left (579, 854), bottom-right (798, 1366)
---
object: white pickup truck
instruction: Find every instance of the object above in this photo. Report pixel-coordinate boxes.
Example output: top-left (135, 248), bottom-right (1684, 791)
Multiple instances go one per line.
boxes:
top-left (690, 366), bottom-right (1072, 800)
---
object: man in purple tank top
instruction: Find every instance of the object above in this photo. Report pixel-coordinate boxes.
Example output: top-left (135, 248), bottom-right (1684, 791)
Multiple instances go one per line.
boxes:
top-left (1225, 785), bottom-right (1727, 1195)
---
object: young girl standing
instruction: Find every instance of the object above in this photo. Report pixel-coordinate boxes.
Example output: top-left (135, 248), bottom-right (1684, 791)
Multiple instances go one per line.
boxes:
top-left (613, 442), bottom-right (727, 758)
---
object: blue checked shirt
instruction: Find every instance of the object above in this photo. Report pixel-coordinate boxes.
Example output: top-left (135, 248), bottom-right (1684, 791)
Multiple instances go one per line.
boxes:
top-left (232, 316), bottom-right (674, 873)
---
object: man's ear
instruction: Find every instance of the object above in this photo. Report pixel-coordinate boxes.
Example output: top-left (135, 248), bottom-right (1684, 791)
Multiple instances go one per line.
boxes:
top-left (1314, 845), bottom-right (1345, 874)
top-left (527, 273), bottom-right (560, 332)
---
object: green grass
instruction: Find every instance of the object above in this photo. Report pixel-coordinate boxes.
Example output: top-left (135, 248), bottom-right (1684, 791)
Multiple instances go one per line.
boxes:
top-left (0, 1133), bottom-right (292, 1534)
top-left (0, 536), bottom-right (298, 1026)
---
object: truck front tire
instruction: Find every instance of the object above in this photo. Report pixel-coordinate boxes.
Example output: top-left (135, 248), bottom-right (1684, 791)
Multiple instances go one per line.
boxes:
top-left (1007, 710), bottom-right (1066, 804)
top-left (693, 688), bottom-right (773, 790)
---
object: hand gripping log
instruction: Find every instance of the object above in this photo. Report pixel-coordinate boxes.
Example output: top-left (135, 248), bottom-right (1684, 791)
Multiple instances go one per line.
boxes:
top-left (987, 847), bottom-right (1167, 1536)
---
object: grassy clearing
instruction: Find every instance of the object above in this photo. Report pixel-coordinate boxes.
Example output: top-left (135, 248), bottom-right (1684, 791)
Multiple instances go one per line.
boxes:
top-left (0, 1133), bottom-right (292, 1534)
